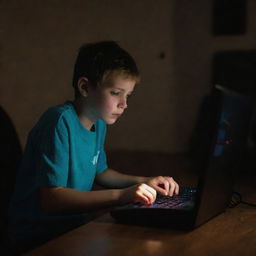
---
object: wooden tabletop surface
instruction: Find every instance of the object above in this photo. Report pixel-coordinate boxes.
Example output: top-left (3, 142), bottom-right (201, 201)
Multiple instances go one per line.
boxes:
top-left (25, 204), bottom-right (256, 256)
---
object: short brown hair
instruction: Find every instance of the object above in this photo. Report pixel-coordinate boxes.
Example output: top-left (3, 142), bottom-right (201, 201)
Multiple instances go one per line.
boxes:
top-left (72, 41), bottom-right (140, 96)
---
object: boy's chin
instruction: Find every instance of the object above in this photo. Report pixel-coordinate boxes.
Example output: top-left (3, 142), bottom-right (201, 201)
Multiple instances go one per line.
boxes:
top-left (105, 118), bottom-right (118, 125)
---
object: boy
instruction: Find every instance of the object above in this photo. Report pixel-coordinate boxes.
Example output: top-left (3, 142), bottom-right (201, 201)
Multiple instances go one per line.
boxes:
top-left (8, 41), bottom-right (179, 252)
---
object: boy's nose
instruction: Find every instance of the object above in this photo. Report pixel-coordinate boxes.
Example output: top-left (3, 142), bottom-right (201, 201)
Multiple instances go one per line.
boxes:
top-left (118, 97), bottom-right (128, 109)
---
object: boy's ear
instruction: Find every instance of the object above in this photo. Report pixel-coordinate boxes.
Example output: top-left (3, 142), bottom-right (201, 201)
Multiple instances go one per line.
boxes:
top-left (77, 77), bottom-right (90, 97)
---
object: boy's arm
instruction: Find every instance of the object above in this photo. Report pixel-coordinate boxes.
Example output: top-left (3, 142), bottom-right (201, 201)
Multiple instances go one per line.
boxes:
top-left (40, 186), bottom-right (121, 215)
top-left (95, 168), bottom-right (147, 188)
top-left (40, 182), bottom-right (157, 216)
top-left (95, 168), bottom-right (179, 196)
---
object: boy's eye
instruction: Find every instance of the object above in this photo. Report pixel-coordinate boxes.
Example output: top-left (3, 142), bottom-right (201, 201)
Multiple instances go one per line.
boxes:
top-left (110, 91), bottom-right (120, 96)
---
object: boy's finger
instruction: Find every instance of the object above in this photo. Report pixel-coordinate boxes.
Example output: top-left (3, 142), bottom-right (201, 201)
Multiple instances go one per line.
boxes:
top-left (140, 186), bottom-right (155, 204)
top-left (174, 182), bottom-right (179, 195)
top-left (137, 185), bottom-right (156, 204)
top-left (163, 177), bottom-right (178, 196)
top-left (168, 183), bottom-right (175, 196)
top-left (155, 179), bottom-right (169, 196)
top-left (135, 191), bottom-right (150, 204)
top-left (144, 185), bottom-right (157, 202)
top-left (162, 180), bottom-right (170, 195)
top-left (151, 185), bottom-right (166, 196)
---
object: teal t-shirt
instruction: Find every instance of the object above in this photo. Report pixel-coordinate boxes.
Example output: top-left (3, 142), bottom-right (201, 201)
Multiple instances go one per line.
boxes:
top-left (8, 101), bottom-right (108, 245)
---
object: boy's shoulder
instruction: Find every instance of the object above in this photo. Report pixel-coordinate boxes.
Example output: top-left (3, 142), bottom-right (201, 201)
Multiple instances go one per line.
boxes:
top-left (35, 102), bottom-right (74, 129)
top-left (46, 101), bottom-right (72, 116)
top-left (34, 102), bottom-right (106, 133)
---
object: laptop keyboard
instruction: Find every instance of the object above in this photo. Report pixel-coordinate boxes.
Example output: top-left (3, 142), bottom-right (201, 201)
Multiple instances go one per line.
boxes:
top-left (138, 187), bottom-right (197, 209)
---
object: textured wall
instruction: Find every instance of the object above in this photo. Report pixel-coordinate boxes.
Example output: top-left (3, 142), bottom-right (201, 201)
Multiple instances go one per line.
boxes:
top-left (0, 0), bottom-right (256, 153)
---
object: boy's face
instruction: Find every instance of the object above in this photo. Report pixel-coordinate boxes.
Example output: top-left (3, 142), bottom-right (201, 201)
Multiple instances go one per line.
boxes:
top-left (87, 74), bottom-right (136, 125)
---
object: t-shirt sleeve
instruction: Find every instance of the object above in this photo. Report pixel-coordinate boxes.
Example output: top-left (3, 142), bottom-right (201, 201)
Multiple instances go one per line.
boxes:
top-left (36, 117), bottom-right (69, 187)
top-left (96, 121), bottom-right (108, 174)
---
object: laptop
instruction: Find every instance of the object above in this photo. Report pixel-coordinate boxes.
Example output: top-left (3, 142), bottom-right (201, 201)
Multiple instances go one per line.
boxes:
top-left (110, 85), bottom-right (254, 230)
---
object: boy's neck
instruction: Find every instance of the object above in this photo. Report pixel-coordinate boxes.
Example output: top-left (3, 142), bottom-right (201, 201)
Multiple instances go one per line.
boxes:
top-left (72, 98), bottom-right (96, 131)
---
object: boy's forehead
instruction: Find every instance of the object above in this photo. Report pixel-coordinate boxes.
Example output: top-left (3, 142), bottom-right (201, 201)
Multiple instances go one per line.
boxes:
top-left (102, 74), bottom-right (136, 89)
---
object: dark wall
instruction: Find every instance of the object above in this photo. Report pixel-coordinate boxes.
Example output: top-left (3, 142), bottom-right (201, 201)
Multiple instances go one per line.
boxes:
top-left (1, 0), bottom-right (256, 153)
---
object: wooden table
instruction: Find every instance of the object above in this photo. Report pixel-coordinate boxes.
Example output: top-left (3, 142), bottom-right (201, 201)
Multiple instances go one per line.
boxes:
top-left (25, 204), bottom-right (256, 256)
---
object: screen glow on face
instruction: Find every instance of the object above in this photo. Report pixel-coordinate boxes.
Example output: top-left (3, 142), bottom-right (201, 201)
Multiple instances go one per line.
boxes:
top-left (94, 75), bottom-right (136, 124)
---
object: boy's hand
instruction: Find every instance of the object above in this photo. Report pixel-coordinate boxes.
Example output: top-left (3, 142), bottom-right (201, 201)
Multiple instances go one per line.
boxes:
top-left (119, 183), bottom-right (157, 205)
top-left (146, 176), bottom-right (179, 196)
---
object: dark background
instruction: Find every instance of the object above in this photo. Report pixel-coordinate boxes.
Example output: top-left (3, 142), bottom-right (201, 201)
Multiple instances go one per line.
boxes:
top-left (0, 0), bottom-right (255, 176)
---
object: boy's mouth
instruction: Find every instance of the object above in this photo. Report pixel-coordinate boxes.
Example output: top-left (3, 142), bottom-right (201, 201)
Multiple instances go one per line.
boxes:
top-left (112, 113), bottom-right (122, 118)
